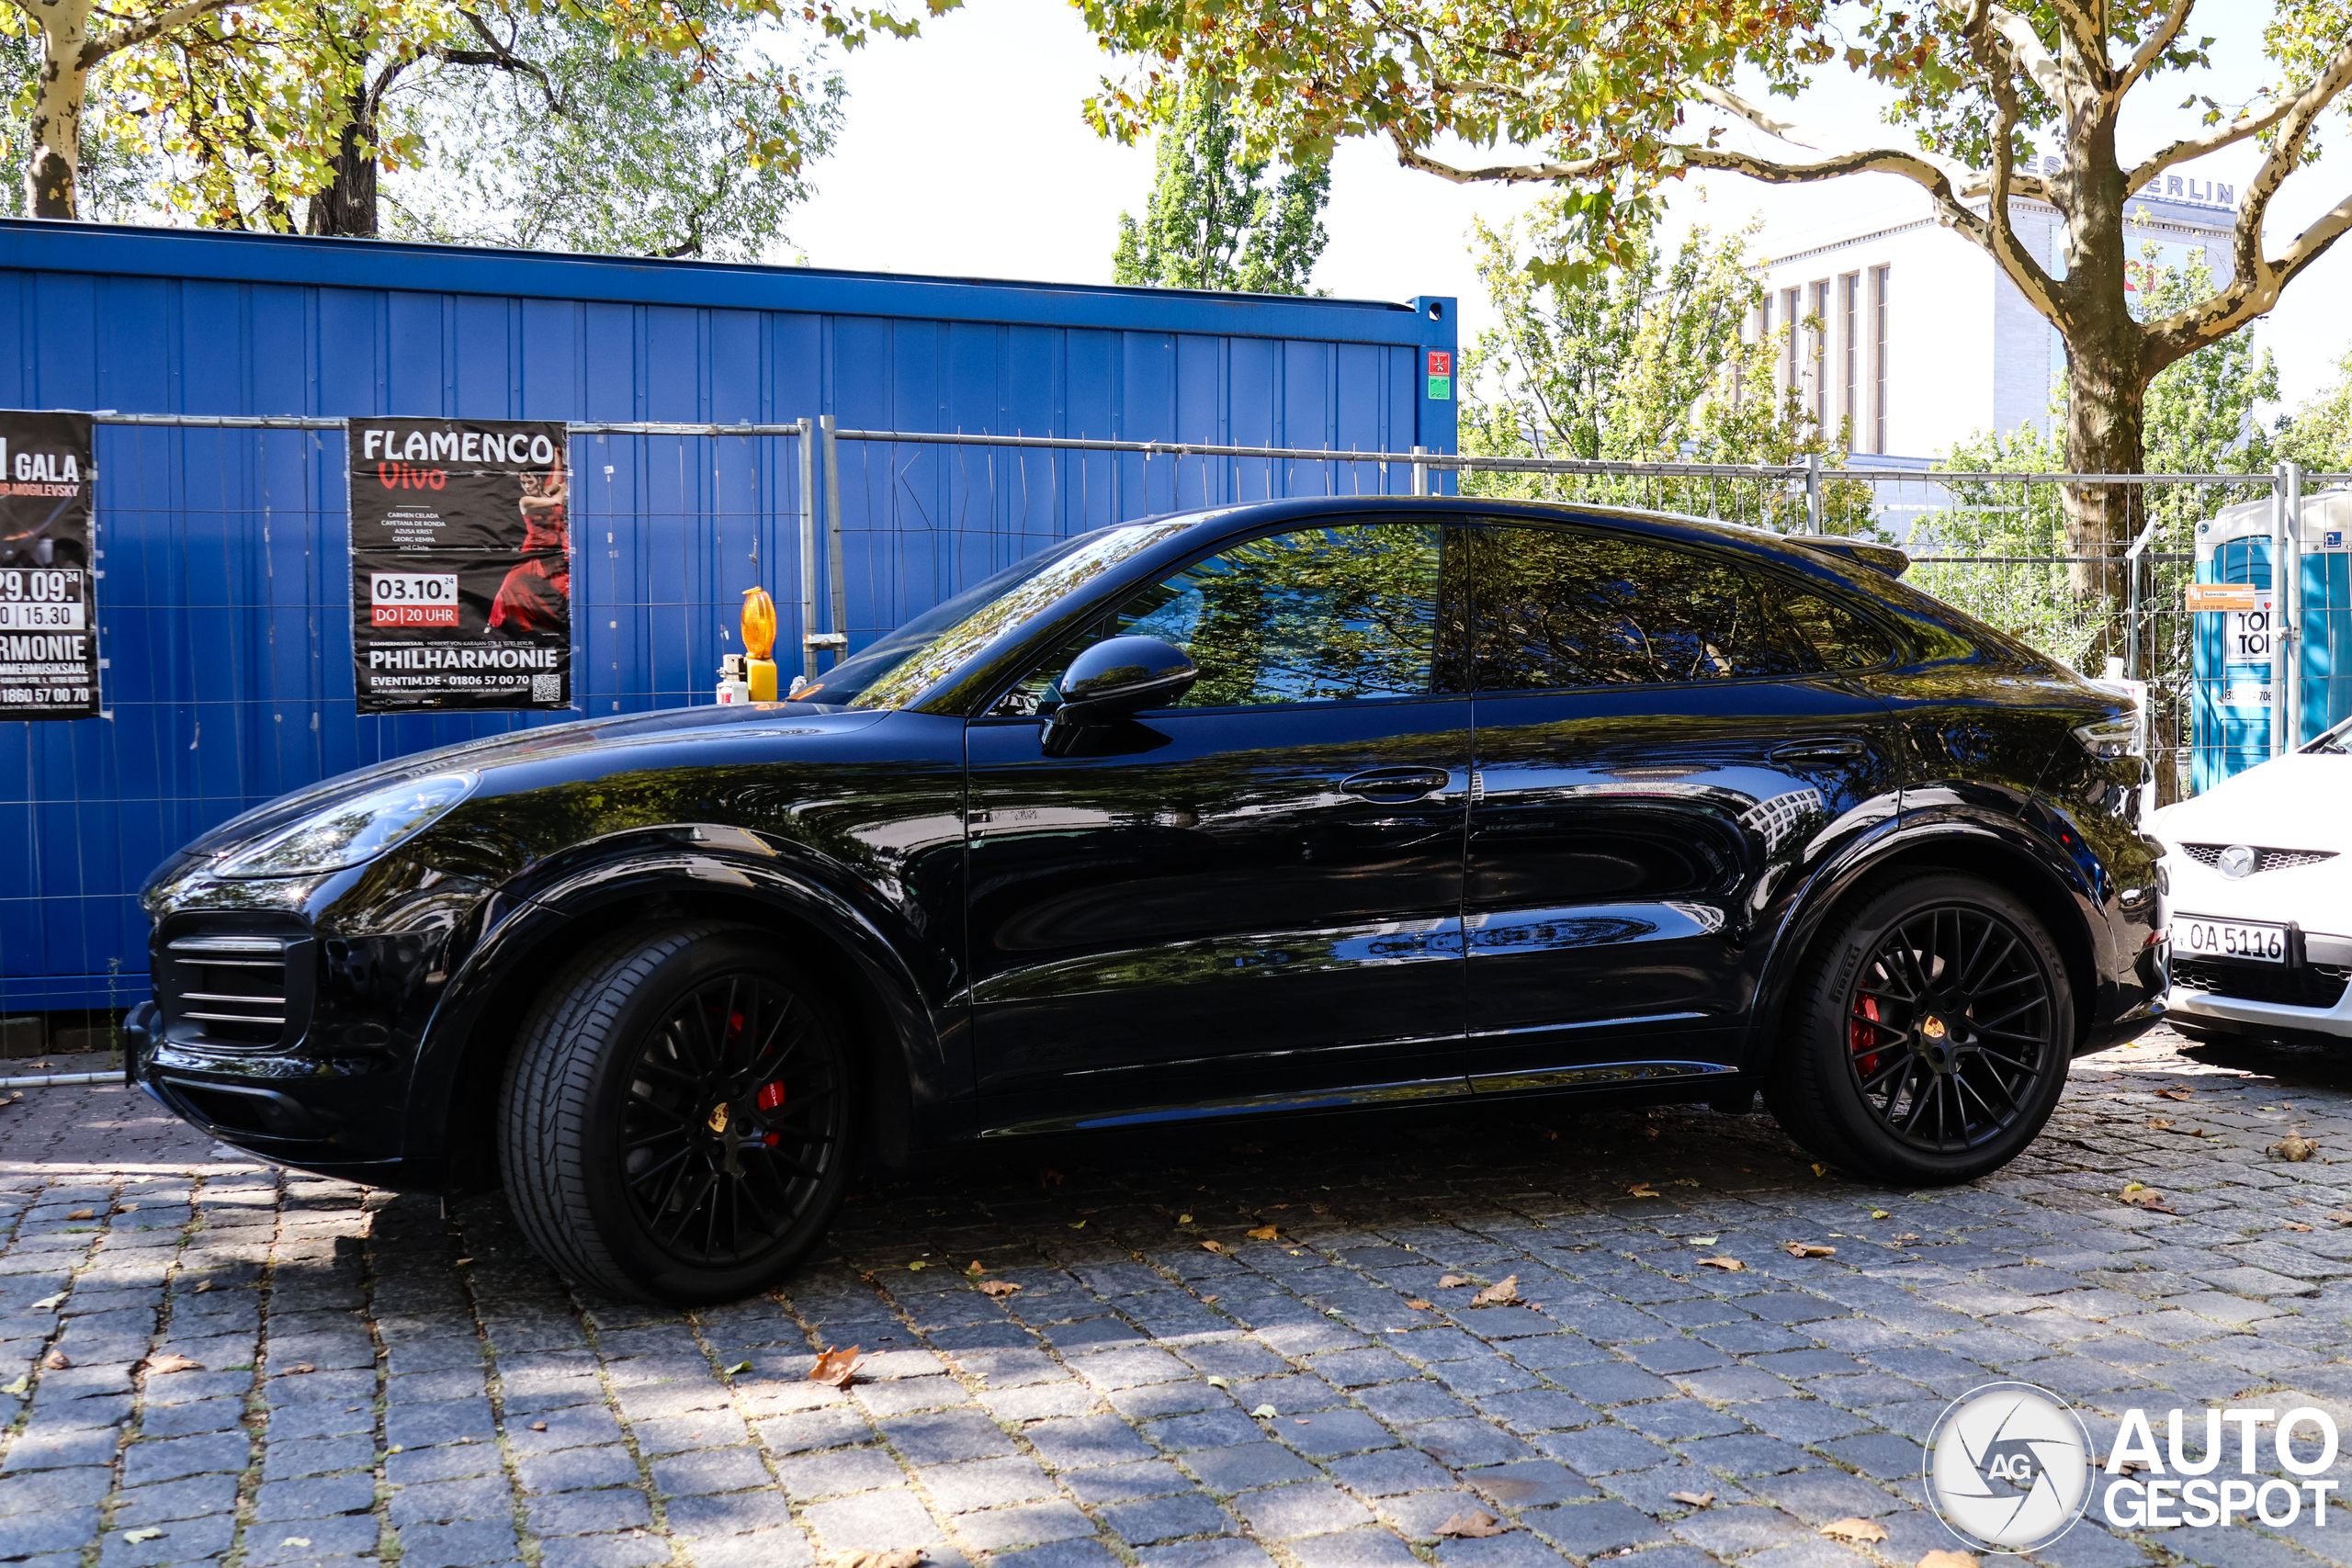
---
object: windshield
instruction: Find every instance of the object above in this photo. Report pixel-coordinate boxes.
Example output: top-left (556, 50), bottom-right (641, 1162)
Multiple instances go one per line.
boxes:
top-left (797, 520), bottom-right (1198, 709)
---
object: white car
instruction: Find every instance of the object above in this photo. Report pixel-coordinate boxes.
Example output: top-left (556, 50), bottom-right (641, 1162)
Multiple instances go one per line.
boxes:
top-left (2151, 718), bottom-right (2352, 1041)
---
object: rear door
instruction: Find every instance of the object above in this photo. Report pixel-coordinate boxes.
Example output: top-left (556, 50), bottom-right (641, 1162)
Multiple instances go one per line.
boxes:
top-left (1458, 522), bottom-right (1906, 1093)
top-left (964, 519), bottom-right (1476, 1132)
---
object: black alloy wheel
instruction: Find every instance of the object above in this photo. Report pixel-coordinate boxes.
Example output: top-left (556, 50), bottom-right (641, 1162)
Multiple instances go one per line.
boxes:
top-left (501, 922), bottom-right (856, 1303)
top-left (1844, 905), bottom-right (2052, 1152)
top-left (1767, 873), bottom-right (2073, 1183)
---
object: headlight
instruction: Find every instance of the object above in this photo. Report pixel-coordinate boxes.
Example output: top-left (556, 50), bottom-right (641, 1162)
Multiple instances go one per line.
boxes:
top-left (217, 772), bottom-right (479, 878)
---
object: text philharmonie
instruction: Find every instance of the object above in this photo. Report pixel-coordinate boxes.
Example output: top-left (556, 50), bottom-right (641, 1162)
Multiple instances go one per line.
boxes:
top-left (368, 647), bottom-right (561, 669)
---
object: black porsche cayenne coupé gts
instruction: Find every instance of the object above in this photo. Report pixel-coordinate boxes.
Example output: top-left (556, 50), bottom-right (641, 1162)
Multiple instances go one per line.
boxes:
top-left (128, 497), bottom-right (2168, 1302)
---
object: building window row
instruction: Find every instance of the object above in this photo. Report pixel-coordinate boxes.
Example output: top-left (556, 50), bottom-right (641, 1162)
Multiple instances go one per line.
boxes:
top-left (1754, 265), bottom-right (1890, 454)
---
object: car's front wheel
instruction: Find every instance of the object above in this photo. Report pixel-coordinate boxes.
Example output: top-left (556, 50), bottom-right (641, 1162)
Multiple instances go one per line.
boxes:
top-left (1767, 873), bottom-right (2073, 1184)
top-left (499, 922), bottom-right (856, 1303)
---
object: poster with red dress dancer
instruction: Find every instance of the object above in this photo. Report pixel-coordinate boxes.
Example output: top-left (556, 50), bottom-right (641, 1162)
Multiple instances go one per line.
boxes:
top-left (347, 418), bottom-right (573, 713)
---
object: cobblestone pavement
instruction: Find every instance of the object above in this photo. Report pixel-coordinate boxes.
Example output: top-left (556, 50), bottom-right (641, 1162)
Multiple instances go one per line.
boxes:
top-left (9, 1027), bottom-right (2352, 1568)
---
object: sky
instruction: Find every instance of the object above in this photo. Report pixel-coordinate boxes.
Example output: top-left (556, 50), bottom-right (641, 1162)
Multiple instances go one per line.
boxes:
top-left (786, 0), bottom-right (2352, 415)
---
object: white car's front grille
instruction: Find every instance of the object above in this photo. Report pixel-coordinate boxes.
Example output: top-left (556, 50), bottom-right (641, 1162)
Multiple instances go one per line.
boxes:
top-left (2180, 843), bottom-right (2339, 874)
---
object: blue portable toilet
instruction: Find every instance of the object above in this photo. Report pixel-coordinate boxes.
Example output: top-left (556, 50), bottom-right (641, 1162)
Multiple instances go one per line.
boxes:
top-left (2192, 488), bottom-right (2352, 792)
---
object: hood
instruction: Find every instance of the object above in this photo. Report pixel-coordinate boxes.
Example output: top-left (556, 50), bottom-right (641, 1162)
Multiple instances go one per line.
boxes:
top-left (167, 701), bottom-right (881, 867)
top-left (2150, 753), bottom-right (2352, 855)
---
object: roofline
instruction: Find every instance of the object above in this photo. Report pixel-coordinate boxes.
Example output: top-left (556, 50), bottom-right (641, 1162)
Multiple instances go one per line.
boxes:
top-left (0, 219), bottom-right (1453, 347)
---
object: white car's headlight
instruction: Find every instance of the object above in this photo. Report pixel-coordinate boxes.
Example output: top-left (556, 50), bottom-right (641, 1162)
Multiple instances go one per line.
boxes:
top-left (217, 773), bottom-right (480, 878)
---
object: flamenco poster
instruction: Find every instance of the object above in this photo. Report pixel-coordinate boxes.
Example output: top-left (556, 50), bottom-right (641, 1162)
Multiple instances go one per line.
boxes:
top-left (347, 418), bottom-right (573, 713)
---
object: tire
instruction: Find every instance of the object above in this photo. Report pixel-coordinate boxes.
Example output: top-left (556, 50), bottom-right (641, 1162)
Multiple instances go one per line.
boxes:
top-left (499, 921), bottom-right (858, 1303)
top-left (1765, 873), bottom-right (2074, 1185)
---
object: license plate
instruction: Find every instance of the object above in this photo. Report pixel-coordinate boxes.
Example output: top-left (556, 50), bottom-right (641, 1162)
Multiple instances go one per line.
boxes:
top-left (2177, 915), bottom-right (2289, 964)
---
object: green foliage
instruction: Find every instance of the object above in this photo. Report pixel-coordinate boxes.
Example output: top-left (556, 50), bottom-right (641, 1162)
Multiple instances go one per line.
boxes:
top-left (384, 5), bottom-right (842, 259)
top-left (1456, 198), bottom-right (1876, 534)
top-left (2278, 351), bottom-right (2352, 475)
top-left (1112, 79), bottom-right (1329, 295)
top-left (0, 28), bottom-right (146, 219)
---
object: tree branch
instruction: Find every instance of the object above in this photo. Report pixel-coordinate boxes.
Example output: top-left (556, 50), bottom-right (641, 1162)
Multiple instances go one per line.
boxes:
top-left (1932, 0), bottom-right (2064, 104)
top-left (1690, 76), bottom-right (2047, 201)
top-left (2126, 96), bottom-right (2295, 192)
top-left (2143, 188), bottom-right (2352, 374)
top-left (1951, 0), bottom-right (2069, 327)
top-left (2229, 37), bottom-right (2352, 306)
top-left (83, 0), bottom-right (234, 66)
top-left (2118, 0), bottom-right (2194, 93)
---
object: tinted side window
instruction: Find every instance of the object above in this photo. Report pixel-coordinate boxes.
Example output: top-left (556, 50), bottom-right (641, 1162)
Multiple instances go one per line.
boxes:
top-left (1123, 524), bottom-right (1442, 706)
top-left (998, 523), bottom-right (1447, 714)
top-left (1778, 592), bottom-right (1896, 671)
top-left (1470, 525), bottom-right (1823, 690)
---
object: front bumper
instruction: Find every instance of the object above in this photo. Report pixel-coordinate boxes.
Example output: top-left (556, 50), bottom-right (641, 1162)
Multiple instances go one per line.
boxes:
top-left (2168, 928), bottom-right (2352, 1041)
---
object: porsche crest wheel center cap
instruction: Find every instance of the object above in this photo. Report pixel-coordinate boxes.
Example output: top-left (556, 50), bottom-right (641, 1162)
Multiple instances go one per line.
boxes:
top-left (706, 1102), bottom-right (730, 1135)
top-left (1921, 1015), bottom-right (1948, 1041)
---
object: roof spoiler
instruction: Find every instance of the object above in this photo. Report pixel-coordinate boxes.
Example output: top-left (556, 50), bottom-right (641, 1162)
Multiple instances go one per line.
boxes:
top-left (1799, 535), bottom-right (1910, 578)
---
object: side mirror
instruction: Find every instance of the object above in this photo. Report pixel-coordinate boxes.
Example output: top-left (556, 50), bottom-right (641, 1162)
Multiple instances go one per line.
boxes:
top-left (1043, 637), bottom-right (1198, 752)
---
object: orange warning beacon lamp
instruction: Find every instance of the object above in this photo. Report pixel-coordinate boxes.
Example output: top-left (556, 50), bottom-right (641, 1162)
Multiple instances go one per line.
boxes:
top-left (718, 587), bottom-right (780, 705)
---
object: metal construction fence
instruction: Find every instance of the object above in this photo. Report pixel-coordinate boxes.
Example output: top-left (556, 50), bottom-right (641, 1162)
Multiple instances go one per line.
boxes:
top-left (4, 412), bottom-right (2342, 1017)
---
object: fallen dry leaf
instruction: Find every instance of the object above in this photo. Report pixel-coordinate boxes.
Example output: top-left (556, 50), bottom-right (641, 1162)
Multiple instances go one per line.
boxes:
top-left (2285, 1222), bottom-right (2315, 1233)
top-left (2120, 1185), bottom-right (2178, 1214)
top-left (141, 1353), bottom-right (204, 1376)
top-left (1669, 1491), bottom-right (1715, 1508)
top-left (1229, 1144), bottom-right (1262, 1156)
top-left (120, 1528), bottom-right (164, 1544)
top-left (192, 1280), bottom-right (212, 1293)
top-left (1200, 1240), bottom-right (1226, 1254)
top-left (1869, 1209), bottom-right (1891, 1220)
top-left (28, 1294), bottom-right (63, 1312)
top-left (1917, 1551), bottom-right (1979, 1568)
top-left (66, 1210), bottom-right (95, 1221)
top-left (2327, 1211), bottom-right (2352, 1225)
top-left (279, 1539), bottom-right (312, 1551)
top-left (1784, 1243), bottom-right (1837, 1258)
top-left (978, 1280), bottom-right (1022, 1299)
top-left (808, 1346), bottom-right (862, 1388)
top-left (1405, 1299), bottom-right (1433, 1310)
top-left (1698, 1257), bottom-right (1747, 1272)
top-left (1038, 1168), bottom-right (1063, 1190)
top-left (1470, 1276), bottom-right (1521, 1307)
top-left (288, 1363), bottom-right (317, 1375)
top-left (820, 1551), bottom-right (924, 1568)
top-left (2271, 1134), bottom-right (2320, 1162)
top-left (42, 1351), bottom-right (70, 1371)
top-left (1626, 1184), bottom-right (1660, 1199)
top-left (1250, 1404), bottom-right (1278, 1418)
top-left (1247, 1226), bottom-right (1278, 1241)
top-left (1820, 1518), bottom-right (1889, 1543)
top-left (529, 1421), bottom-right (548, 1432)
top-left (1436, 1274), bottom-right (1471, 1289)
top-left (1435, 1510), bottom-right (1507, 1539)
top-left (1892, 1233), bottom-right (1920, 1244)
top-left (2145, 1118), bottom-right (2174, 1131)
top-left (2156, 1087), bottom-right (2193, 1100)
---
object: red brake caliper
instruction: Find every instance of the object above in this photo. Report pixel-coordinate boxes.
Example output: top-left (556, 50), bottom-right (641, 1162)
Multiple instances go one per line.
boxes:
top-left (757, 1080), bottom-right (786, 1146)
top-left (1852, 995), bottom-right (1881, 1080)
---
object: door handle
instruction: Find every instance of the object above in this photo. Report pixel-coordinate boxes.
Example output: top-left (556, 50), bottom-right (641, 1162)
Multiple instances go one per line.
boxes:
top-left (1340, 767), bottom-right (1451, 802)
top-left (1770, 739), bottom-right (1867, 764)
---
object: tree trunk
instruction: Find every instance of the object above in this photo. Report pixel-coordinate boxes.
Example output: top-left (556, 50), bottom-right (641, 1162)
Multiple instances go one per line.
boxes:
top-left (2057, 139), bottom-right (2149, 671)
top-left (24, 0), bottom-right (95, 219)
top-left (304, 92), bottom-right (379, 236)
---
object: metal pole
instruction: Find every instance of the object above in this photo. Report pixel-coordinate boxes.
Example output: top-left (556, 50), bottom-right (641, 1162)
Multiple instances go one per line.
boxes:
top-left (1410, 446), bottom-right (1430, 497)
top-left (2286, 460), bottom-right (2305, 750)
top-left (820, 414), bottom-right (848, 667)
top-left (1805, 452), bottom-right (1825, 534)
top-left (2122, 513), bottom-right (2161, 682)
top-left (797, 419), bottom-right (819, 683)
top-left (2271, 465), bottom-right (2290, 760)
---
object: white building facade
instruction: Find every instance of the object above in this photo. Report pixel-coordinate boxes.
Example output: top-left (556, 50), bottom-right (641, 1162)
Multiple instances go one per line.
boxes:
top-left (1748, 174), bottom-right (2241, 463)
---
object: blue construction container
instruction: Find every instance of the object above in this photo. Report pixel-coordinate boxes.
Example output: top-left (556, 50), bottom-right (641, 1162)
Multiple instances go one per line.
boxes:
top-left (0, 220), bottom-right (1456, 1012)
top-left (2191, 489), bottom-right (2352, 793)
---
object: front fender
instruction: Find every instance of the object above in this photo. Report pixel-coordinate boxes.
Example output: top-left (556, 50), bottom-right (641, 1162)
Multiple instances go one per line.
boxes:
top-left (1737, 804), bottom-right (2107, 1073)
top-left (401, 840), bottom-right (967, 1178)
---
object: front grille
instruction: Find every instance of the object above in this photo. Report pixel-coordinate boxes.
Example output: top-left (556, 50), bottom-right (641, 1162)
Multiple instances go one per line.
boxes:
top-left (2181, 843), bottom-right (2339, 874)
top-left (159, 932), bottom-right (302, 1049)
top-left (2175, 957), bottom-right (2352, 1010)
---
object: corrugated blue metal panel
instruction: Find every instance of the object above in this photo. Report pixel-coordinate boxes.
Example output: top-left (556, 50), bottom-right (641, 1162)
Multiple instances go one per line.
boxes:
top-left (0, 220), bottom-right (1455, 1009)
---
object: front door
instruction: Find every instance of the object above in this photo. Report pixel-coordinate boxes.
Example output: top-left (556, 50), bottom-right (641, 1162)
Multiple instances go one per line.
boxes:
top-left (965, 520), bottom-right (1474, 1132)
top-left (1457, 522), bottom-right (1905, 1092)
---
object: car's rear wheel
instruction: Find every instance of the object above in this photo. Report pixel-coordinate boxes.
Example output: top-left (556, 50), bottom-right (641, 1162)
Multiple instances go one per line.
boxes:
top-left (1767, 873), bottom-right (2073, 1184)
top-left (499, 922), bottom-right (856, 1303)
